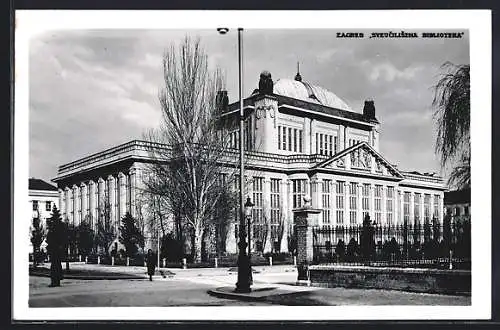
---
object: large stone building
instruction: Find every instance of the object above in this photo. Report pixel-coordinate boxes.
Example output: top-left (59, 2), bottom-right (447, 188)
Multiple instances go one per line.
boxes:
top-left (52, 71), bottom-right (446, 254)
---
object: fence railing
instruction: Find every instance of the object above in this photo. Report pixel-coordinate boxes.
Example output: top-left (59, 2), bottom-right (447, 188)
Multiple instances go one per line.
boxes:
top-left (312, 221), bottom-right (471, 269)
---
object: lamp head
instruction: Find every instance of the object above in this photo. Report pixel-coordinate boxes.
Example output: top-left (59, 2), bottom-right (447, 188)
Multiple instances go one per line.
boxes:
top-left (217, 28), bottom-right (229, 35)
top-left (244, 196), bottom-right (254, 208)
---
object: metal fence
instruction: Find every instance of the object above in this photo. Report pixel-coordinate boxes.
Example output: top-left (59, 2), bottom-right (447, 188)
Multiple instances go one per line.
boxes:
top-left (312, 220), bottom-right (471, 269)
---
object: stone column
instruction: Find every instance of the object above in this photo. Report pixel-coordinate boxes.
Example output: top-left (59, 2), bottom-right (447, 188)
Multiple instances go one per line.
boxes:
top-left (381, 186), bottom-right (387, 225)
top-left (118, 172), bottom-right (127, 220)
top-left (129, 166), bottom-right (137, 217)
top-left (370, 183), bottom-right (375, 221)
top-left (98, 177), bottom-right (105, 225)
top-left (357, 183), bottom-right (362, 225)
top-left (410, 192), bottom-right (415, 226)
top-left (64, 187), bottom-right (71, 222)
top-left (280, 180), bottom-right (289, 253)
top-left (293, 196), bottom-right (321, 286)
top-left (310, 178), bottom-right (319, 209)
top-left (339, 125), bottom-right (345, 150)
top-left (72, 184), bottom-right (78, 226)
top-left (430, 194), bottom-right (435, 223)
top-left (304, 117), bottom-right (311, 154)
top-left (107, 175), bottom-right (116, 231)
top-left (310, 119), bottom-right (316, 154)
top-left (438, 194), bottom-right (444, 225)
top-left (89, 180), bottom-right (96, 229)
top-left (80, 182), bottom-right (87, 223)
top-left (58, 188), bottom-right (65, 216)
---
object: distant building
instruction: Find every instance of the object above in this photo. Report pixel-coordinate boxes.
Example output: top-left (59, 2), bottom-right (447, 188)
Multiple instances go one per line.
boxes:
top-left (444, 188), bottom-right (471, 223)
top-left (29, 178), bottom-right (59, 252)
top-left (52, 70), bottom-right (446, 254)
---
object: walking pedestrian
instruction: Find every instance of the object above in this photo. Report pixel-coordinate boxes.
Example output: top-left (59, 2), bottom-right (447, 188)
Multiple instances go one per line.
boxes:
top-left (146, 249), bottom-right (156, 281)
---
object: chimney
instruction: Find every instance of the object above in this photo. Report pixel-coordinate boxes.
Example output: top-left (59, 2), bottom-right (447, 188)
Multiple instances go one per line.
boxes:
top-left (363, 100), bottom-right (376, 119)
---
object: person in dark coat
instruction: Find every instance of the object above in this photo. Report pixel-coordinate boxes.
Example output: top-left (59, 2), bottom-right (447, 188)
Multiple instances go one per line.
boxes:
top-left (146, 249), bottom-right (156, 281)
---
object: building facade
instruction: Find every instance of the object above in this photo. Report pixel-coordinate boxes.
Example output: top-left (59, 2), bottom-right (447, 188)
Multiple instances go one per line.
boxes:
top-left (52, 72), bottom-right (446, 254)
top-left (29, 178), bottom-right (60, 252)
top-left (444, 188), bottom-right (471, 224)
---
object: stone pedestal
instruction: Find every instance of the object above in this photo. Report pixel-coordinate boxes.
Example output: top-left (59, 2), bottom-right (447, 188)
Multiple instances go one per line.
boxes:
top-left (293, 196), bottom-right (321, 286)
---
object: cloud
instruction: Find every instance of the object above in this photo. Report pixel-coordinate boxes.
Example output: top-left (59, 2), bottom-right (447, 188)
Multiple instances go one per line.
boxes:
top-left (27, 29), bottom-right (469, 183)
top-left (366, 62), bottom-right (424, 82)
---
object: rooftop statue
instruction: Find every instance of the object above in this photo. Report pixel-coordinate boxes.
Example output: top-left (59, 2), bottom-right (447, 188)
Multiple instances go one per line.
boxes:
top-left (258, 70), bottom-right (274, 95)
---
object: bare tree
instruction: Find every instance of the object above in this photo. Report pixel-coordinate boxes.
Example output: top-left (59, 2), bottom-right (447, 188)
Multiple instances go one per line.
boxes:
top-left (274, 208), bottom-right (286, 253)
top-left (143, 37), bottom-right (238, 263)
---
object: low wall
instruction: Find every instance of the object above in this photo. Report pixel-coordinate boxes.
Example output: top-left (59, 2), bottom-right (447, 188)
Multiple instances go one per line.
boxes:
top-left (308, 265), bottom-right (471, 295)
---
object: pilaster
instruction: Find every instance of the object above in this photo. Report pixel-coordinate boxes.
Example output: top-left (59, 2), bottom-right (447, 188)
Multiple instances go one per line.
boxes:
top-left (357, 183), bottom-right (362, 225)
top-left (410, 192), bottom-right (415, 226)
top-left (58, 188), bottom-right (65, 216)
top-left (129, 166), bottom-right (137, 217)
top-left (118, 172), bottom-right (127, 220)
top-left (80, 182), bottom-right (88, 223)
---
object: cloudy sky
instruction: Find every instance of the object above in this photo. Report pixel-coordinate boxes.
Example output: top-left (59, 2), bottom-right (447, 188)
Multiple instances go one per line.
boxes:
top-left (29, 29), bottom-right (469, 182)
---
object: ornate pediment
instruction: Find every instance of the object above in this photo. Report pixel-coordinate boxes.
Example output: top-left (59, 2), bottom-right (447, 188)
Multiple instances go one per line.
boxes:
top-left (313, 142), bottom-right (403, 179)
top-left (350, 148), bottom-right (372, 170)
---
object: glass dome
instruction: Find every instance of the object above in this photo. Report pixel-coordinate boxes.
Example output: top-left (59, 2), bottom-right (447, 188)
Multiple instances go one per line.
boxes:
top-left (273, 78), bottom-right (352, 112)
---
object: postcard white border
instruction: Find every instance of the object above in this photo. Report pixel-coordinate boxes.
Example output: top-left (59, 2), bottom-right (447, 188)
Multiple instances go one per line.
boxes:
top-left (14, 9), bottom-right (492, 321)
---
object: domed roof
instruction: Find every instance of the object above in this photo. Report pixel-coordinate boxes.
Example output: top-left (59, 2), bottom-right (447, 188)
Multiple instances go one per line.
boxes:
top-left (273, 78), bottom-right (352, 112)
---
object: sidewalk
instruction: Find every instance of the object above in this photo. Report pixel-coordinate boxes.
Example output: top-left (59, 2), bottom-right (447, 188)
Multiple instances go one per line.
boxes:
top-left (208, 283), bottom-right (471, 306)
top-left (30, 262), bottom-right (296, 280)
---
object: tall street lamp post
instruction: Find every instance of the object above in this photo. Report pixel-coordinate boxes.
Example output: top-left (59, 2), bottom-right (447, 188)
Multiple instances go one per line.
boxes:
top-left (245, 196), bottom-right (254, 285)
top-left (217, 27), bottom-right (252, 292)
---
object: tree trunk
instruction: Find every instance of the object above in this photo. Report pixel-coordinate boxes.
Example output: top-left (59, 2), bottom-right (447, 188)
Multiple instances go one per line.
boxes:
top-left (192, 227), bottom-right (203, 263)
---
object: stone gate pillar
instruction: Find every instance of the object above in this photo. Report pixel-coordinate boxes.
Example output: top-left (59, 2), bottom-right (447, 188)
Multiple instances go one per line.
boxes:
top-left (293, 195), bottom-right (321, 286)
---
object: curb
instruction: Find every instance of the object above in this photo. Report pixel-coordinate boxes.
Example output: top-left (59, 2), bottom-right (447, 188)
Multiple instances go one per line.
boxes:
top-left (29, 270), bottom-right (148, 280)
top-left (207, 286), bottom-right (280, 302)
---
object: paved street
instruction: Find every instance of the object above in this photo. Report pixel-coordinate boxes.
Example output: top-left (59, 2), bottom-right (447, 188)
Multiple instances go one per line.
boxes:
top-left (29, 264), bottom-right (471, 307)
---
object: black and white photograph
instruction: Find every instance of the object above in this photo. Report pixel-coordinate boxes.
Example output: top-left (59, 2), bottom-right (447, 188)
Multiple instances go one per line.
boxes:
top-left (14, 10), bottom-right (491, 321)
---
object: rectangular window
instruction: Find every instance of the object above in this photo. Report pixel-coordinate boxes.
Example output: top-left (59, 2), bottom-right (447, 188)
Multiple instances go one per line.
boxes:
top-left (283, 127), bottom-right (287, 150)
top-left (334, 136), bottom-right (338, 153)
top-left (270, 179), bottom-right (281, 228)
top-left (252, 177), bottom-right (264, 244)
top-left (319, 134), bottom-right (324, 155)
top-left (349, 182), bottom-right (357, 225)
top-left (288, 127), bottom-right (292, 151)
top-left (336, 181), bottom-right (345, 224)
top-left (386, 187), bottom-right (394, 225)
top-left (322, 180), bottom-right (331, 224)
top-left (433, 195), bottom-right (440, 220)
top-left (45, 201), bottom-right (51, 211)
top-left (315, 133), bottom-right (319, 154)
top-left (329, 135), bottom-right (333, 156)
top-left (299, 130), bottom-right (303, 153)
top-left (292, 179), bottom-right (306, 209)
top-left (374, 185), bottom-right (382, 223)
top-left (293, 129), bottom-right (297, 152)
top-left (324, 135), bottom-right (328, 155)
top-left (403, 192), bottom-right (410, 225)
top-left (32, 200), bottom-right (38, 211)
top-left (278, 126), bottom-right (281, 150)
top-left (362, 183), bottom-right (370, 218)
top-left (414, 193), bottom-right (421, 224)
top-left (424, 194), bottom-right (431, 224)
